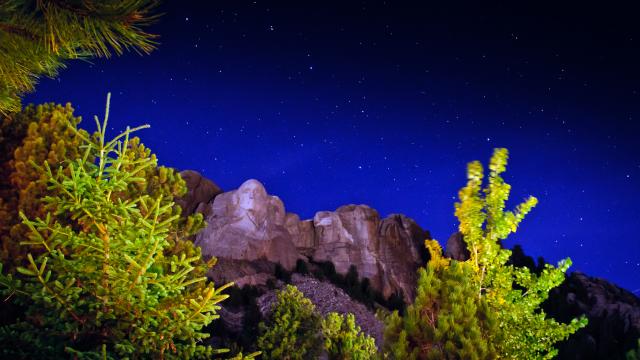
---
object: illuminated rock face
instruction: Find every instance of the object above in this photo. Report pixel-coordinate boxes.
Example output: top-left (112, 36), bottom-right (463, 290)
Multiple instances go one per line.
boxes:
top-left (192, 176), bottom-right (429, 300)
top-left (194, 179), bottom-right (301, 271)
top-left (311, 205), bottom-right (428, 299)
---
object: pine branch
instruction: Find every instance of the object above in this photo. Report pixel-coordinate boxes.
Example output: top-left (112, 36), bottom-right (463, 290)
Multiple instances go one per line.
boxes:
top-left (0, 0), bottom-right (160, 115)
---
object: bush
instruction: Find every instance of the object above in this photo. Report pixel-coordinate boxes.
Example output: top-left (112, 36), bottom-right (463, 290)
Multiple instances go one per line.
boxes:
top-left (322, 312), bottom-right (377, 360)
top-left (257, 285), bottom-right (323, 359)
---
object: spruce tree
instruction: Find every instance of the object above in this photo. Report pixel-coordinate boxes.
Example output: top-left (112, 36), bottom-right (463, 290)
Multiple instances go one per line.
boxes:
top-left (257, 284), bottom-right (323, 360)
top-left (0, 95), bottom-right (243, 359)
top-left (321, 312), bottom-right (377, 360)
top-left (384, 240), bottom-right (498, 360)
top-left (0, 0), bottom-right (159, 114)
top-left (454, 148), bottom-right (587, 359)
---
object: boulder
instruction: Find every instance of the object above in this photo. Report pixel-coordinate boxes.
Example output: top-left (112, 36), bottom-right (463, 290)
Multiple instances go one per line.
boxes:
top-left (195, 179), bottom-right (301, 270)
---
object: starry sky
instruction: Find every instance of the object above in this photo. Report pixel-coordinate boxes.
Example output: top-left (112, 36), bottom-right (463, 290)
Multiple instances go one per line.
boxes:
top-left (24, 2), bottom-right (640, 292)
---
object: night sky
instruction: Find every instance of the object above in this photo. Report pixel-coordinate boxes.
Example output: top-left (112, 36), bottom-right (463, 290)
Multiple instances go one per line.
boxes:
top-left (24, 2), bottom-right (639, 292)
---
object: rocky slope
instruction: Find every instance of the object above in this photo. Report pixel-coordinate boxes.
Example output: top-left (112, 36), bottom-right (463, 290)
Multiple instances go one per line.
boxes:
top-left (257, 274), bottom-right (385, 346)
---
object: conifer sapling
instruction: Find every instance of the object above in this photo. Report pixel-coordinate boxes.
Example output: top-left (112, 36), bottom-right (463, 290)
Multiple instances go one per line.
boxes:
top-left (0, 94), bottom-right (248, 359)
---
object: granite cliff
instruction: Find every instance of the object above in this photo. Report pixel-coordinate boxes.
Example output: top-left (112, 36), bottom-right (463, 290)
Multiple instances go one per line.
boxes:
top-left (188, 174), bottom-right (429, 301)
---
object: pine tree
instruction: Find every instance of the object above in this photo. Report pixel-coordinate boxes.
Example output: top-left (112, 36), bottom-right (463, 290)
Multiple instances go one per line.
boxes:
top-left (257, 284), bottom-right (323, 360)
top-left (321, 312), bottom-right (377, 360)
top-left (454, 148), bottom-right (587, 359)
top-left (0, 0), bottom-right (159, 114)
top-left (384, 240), bottom-right (498, 360)
top-left (0, 95), bottom-right (242, 359)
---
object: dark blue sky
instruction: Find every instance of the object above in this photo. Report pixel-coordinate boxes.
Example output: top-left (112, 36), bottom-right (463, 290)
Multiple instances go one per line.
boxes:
top-left (25, 2), bottom-right (639, 292)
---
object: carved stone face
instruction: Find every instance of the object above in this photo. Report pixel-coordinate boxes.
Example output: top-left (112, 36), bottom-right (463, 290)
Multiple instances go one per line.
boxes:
top-left (237, 179), bottom-right (266, 212)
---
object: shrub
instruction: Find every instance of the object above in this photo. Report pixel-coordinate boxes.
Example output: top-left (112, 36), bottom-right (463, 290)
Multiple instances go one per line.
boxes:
top-left (257, 284), bottom-right (323, 359)
top-left (322, 312), bottom-right (377, 360)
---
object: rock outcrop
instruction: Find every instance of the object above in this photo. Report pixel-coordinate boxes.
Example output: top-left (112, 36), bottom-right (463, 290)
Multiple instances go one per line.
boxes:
top-left (311, 206), bottom-right (428, 299)
top-left (194, 179), bottom-right (301, 270)
top-left (444, 231), bottom-right (469, 261)
top-left (193, 178), bottom-right (428, 300)
top-left (176, 170), bottom-right (223, 216)
top-left (544, 272), bottom-right (640, 359)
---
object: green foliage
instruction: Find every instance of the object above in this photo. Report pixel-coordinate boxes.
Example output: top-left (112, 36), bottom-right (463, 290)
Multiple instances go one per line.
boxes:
top-left (384, 240), bottom-right (498, 360)
top-left (0, 101), bottom-right (207, 275)
top-left (257, 284), bottom-right (323, 360)
top-left (0, 103), bottom-right (89, 269)
top-left (0, 0), bottom-right (159, 114)
top-left (322, 312), bottom-right (377, 360)
top-left (258, 284), bottom-right (379, 359)
top-left (0, 95), bottom-right (233, 359)
top-left (628, 339), bottom-right (640, 360)
top-left (454, 148), bottom-right (587, 359)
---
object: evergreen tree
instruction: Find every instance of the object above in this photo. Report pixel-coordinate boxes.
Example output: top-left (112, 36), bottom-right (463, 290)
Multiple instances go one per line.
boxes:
top-left (384, 240), bottom-right (498, 360)
top-left (0, 0), bottom-right (159, 114)
top-left (454, 148), bottom-right (587, 359)
top-left (0, 103), bottom-right (89, 269)
top-left (0, 101), bottom-right (207, 276)
top-left (321, 312), bottom-right (377, 360)
top-left (257, 284), bottom-right (323, 360)
top-left (0, 95), bottom-right (244, 359)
